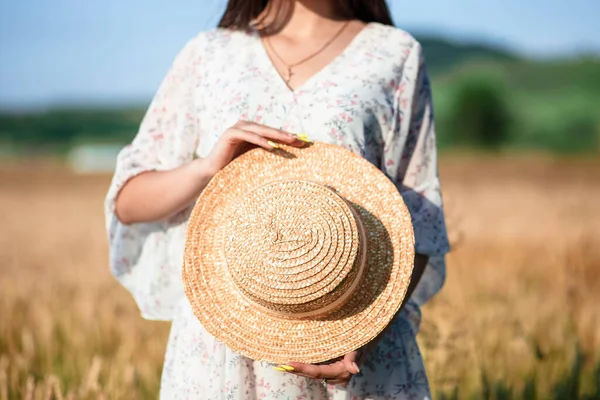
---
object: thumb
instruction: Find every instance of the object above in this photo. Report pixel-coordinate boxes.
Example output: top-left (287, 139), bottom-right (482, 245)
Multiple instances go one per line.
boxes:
top-left (342, 351), bottom-right (360, 375)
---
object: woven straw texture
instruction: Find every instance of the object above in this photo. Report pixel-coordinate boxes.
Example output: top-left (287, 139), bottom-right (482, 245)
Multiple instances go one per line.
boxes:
top-left (182, 142), bottom-right (415, 364)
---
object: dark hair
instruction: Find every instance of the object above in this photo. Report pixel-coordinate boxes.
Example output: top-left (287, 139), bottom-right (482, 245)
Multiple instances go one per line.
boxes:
top-left (218, 0), bottom-right (394, 31)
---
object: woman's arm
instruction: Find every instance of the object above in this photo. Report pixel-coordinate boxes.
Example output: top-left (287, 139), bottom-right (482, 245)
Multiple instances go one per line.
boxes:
top-left (400, 253), bottom-right (429, 309)
top-left (115, 121), bottom-right (305, 225)
top-left (115, 158), bottom-right (212, 225)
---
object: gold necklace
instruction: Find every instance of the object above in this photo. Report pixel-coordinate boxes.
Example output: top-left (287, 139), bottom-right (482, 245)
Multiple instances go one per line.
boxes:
top-left (265, 21), bottom-right (351, 84)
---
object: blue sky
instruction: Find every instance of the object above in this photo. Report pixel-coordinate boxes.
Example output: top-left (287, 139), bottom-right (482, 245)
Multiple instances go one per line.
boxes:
top-left (0, 0), bottom-right (598, 110)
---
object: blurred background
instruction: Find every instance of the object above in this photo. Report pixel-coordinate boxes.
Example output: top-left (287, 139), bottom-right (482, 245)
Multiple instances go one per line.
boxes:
top-left (0, 0), bottom-right (599, 399)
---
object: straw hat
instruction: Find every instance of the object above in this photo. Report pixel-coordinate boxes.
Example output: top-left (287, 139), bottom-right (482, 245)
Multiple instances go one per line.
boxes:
top-left (182, 142), bottom-right (415, 364)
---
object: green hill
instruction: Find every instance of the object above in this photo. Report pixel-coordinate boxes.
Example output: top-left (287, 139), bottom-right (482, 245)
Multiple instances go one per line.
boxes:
top-left (417, 35), bottom-right (519, 74)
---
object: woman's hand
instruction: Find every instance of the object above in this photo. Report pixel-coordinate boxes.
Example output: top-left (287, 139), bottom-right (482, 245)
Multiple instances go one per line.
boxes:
top-left (203, 121), bottom-right (306, 176)
top-left (280, 351), bottom-right (361, 387)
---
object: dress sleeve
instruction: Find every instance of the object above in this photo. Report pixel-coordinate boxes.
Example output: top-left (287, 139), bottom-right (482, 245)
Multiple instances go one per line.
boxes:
top-left (104, 37), bottom-right (202, 321)
top-left (382, 41), bottom-right (450, 257)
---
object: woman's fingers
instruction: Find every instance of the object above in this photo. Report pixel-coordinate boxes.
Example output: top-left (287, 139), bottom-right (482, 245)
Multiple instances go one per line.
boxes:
top-left (279, 360), bottom-right (354, 387)
top-left (341, 351), bottom-right (361, 375)
top-left (235, 121), bottom-right (307, 147)
top-left (286, 361), bottom-right (348, 380)
top-left (226, 128), bottom-right (279, 150)
top-left (206, 122), bottom-right (307, 173)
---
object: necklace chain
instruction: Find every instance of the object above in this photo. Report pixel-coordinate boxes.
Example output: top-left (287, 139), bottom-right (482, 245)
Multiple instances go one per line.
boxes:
top-left (265, 21), bottom-right (351, 84)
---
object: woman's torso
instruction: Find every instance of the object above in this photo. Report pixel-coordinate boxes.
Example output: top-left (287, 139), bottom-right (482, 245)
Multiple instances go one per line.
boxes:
top-left (154, 22), bottom-right (445, 315)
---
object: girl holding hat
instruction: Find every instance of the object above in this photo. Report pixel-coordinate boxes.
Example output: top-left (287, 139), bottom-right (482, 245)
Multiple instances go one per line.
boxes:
top-left (105, 0), bottom-right (450, 398)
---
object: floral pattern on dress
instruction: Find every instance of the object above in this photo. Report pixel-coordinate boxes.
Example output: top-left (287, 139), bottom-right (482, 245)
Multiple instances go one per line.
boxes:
top-left (105, 22), bottom-right (450, 399)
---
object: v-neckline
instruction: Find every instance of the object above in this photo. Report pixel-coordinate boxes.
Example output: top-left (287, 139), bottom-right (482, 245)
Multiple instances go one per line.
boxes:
top-left (251, 22), bottom-right (375, 95)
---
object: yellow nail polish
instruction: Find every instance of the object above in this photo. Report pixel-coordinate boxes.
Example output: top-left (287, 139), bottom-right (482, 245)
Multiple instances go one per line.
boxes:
top-left (352, 362), bottom-right (360, 373)
top-left (267, 140), bottom-right (279, 148)
top-left (273, 366), bottom-right (287, 372)
top-left (279, 365), bottom-right (295, 371)
top-left (295, 133), bottom-right (311, 143)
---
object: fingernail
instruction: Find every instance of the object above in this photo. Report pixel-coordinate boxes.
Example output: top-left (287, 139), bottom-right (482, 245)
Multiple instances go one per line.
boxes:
top-left (352, 362), bottom-right (360, 373)
top-left (295, 133), bottom-right (311, 143)
top-left (273, 366), bottom-right (287, 372)
top-left (267, 140), bottom-right (279, 148)
top-left (279, 365), bottom-right (295, 371)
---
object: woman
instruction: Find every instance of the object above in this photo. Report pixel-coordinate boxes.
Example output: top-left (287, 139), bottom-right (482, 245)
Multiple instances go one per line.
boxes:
top-left (105, 0), bottom-right (450, 398)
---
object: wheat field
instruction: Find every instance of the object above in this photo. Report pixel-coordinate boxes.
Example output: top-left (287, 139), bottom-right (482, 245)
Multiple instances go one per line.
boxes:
top-left (0, 155), bottom-right (599, 399)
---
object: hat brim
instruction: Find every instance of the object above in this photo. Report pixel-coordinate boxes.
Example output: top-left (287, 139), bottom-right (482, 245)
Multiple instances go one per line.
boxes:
top-left (183, 142), bottom-right (415, 364)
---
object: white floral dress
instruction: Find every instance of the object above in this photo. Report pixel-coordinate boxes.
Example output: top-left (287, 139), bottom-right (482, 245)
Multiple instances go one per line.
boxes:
top-left (105, 22), bottom-right (450, 400)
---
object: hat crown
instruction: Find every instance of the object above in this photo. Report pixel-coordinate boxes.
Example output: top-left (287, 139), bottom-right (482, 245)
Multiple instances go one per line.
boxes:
top-left (224, 180), bottom-right (367, 318)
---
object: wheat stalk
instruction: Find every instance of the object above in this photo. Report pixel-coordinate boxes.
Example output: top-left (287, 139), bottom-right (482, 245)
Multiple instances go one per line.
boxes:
top-left (23, 376), bottom-right (35, 400)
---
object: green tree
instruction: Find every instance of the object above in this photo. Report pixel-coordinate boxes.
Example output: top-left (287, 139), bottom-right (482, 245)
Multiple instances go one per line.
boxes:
top-left (449, 77), bottom-right (512, 150)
